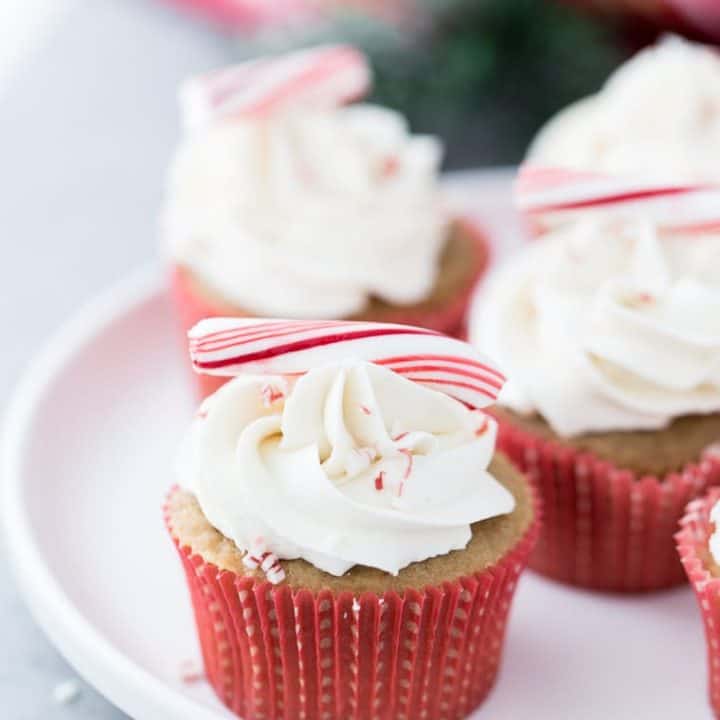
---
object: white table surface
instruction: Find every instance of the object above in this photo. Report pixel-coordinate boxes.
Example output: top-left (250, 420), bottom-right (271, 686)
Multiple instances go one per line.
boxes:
top-left (0, 1), bottom-right (233, 716)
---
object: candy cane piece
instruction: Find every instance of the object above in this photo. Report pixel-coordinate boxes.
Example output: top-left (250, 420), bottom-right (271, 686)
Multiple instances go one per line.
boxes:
top-left (374, 471), bottom-right (385, 491)
top-left (515, 164), bottom-right (720, 233)
top-left (260, 552), bottom-right (286, 585)
top-left (188, 318), bottom-right (505, 410)
top-left (181, 44), bottom-right (371, 130)
top-left (261, 380), bottom-right (286, 407)
top-left (242, 539), bottom-right (285, 584)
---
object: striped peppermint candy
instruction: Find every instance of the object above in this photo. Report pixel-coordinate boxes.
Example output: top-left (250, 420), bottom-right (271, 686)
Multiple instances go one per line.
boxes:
top-left (189, 318), bottom-right (506, 410)
top-left (515, 165), bottom-right (720, 234)
top-left (242, 538), bottom-right (285, 584)
top-left (180, 44), bottom-right (371, 131)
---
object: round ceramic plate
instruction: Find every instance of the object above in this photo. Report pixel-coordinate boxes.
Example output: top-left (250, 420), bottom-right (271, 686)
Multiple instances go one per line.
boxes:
top-left (2, 171), bottom-right (711, 719)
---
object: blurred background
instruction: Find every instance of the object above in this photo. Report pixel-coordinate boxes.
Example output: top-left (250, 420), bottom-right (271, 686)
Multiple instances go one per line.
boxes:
top-left (0, 0), bottom-right (717, 717)
top-left (155, 0), bottom-right (720, 166)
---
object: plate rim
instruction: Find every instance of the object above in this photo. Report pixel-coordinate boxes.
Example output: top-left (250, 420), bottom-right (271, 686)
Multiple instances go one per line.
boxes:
top-left (1, 265), bottom-right (226, 720)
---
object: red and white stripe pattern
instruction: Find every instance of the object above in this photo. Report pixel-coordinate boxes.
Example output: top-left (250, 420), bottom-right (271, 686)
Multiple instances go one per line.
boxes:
top-left (242, 539), bottom-right (285, 584)
top-left (515, 164), bottom-right (720, 233)
top-left (180, 44), bottom-right (370, 130)
top-left (188, 318), bottom-right (506, 410)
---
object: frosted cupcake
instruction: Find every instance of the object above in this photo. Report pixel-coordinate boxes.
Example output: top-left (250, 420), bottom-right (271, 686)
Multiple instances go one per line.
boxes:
top-left (166, 318), bottom-right (539, 720)
top-left (164, 46), bottom-right (489, 397)
top-left (517, 35), bottom-right (720, 234)
top-left (471, 215), bottom-right (720, 591)
top-left (678, 488), bottom-right (720, 718)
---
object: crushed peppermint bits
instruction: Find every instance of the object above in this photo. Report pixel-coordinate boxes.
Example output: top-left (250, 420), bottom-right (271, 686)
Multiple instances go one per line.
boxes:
top-left (243, 538), bottom-right (286, 584)
top-left (374, 471), bottom-right (385, 491)
top-left (261, 382), bottom-right (285, 407)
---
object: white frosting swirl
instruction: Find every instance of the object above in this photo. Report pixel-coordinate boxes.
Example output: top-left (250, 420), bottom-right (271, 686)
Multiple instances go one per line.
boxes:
top-left (472, 218), bottom-right (720, 436)
top-left (165, 104), bottom-right (447, 318)
top-left (529, 35), bottom-right (720, 181)
top-left (185, 361), bottom-right (514, 576)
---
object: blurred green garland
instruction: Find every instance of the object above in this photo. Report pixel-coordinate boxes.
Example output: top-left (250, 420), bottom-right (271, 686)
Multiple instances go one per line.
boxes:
top-left (369, 0), bottom-right (626, 166)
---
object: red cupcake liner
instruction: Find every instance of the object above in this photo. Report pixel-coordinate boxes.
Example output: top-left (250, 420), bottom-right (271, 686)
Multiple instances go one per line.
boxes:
top-left (496, 418), bottom-right (720, 592)
top-left (677, 487), bottom-right (720, 718)
top-left (165, 484), bottom-right (540, 720)
top-left (169, 216), bottom-right (490, 399)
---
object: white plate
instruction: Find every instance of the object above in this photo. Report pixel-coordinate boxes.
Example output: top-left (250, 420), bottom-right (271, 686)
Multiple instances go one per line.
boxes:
top-left (3, 171), bottom-right (712, 719)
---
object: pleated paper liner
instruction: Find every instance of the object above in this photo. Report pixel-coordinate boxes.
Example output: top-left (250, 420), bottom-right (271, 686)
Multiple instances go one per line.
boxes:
top-left (677, 488), bottom-right (720, 719)
top-left (497, 419), bottom-right (720, 592)
top-left (165, 485), bottom-right (540, 720)
top-left (169, 216), bottom-right (490, 399)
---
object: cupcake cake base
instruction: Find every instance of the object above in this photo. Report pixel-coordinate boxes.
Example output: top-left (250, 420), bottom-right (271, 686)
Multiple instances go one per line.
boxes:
top-left (165, 453), bottom-right (539, 720)
top-left (496, 408), bottom-right (720, 592)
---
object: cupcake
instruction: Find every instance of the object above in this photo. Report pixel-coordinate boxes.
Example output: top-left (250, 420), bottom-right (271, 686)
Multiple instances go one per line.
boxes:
top-left (166, 318), bottom-right (539, 720)
top-left (516, 35), bottom-right (720, 234)
top-left (471, 215), bottom-right (720, 591)
top-left (678, 487), bottom-right (720, 718)
top-left (164, 45), bottom-right (489, 398)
